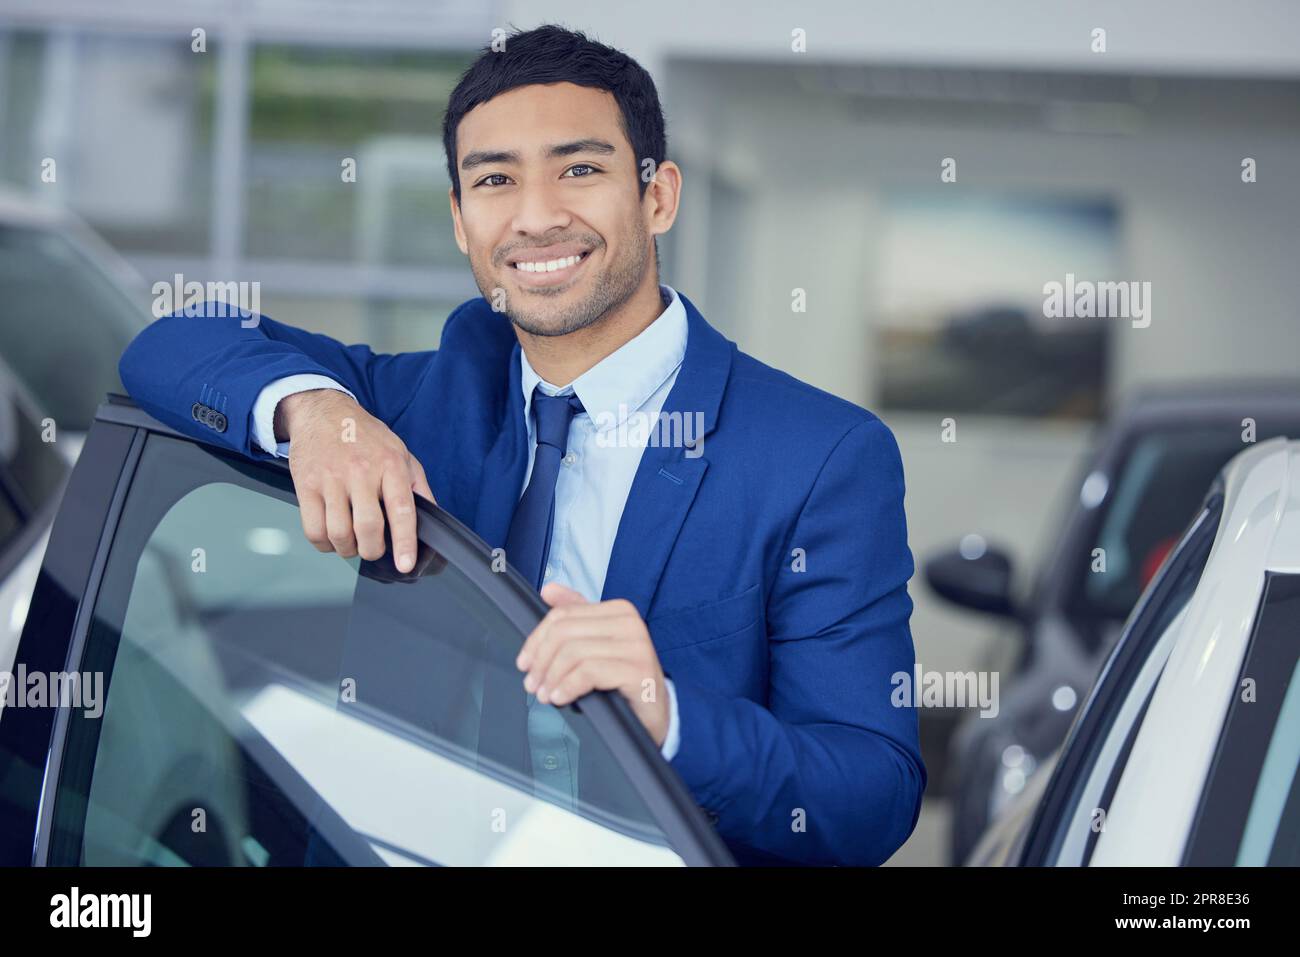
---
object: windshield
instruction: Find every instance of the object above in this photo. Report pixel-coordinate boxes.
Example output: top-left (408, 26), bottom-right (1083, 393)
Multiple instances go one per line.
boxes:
top-left (0, 222), bottom-right (144, 431)
top-left (1056, 428), bottom-right (1249, 626)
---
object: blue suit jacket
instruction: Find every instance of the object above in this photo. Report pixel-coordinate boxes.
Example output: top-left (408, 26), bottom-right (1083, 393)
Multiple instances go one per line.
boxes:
top-left (118, 291), bottom-right (926, 865)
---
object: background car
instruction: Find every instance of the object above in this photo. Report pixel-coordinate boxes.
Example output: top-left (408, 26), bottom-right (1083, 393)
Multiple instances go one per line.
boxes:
top-left (0, 188), bottom-right (147, 448)
top-left (0, 395), bottom-right (733, 866)
top-left (969, 437), bottom-right (1300, 865)
top-left (928, 382), bottom-right (1300, 863)
top-left (0, 364), bottom-right (70, 709)
top-left (0, 189), bottom-right (147, 712)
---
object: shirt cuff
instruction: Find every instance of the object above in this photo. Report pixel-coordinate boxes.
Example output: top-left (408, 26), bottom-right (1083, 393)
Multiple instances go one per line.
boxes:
top-left (251, 374), bottom-right (355, 458)
top-left (660, 677), bottom-right (681, 761)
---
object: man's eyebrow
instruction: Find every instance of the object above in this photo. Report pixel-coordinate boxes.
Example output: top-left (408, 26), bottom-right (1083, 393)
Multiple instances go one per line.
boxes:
top-left (460, 138), bottom-right (618, 171)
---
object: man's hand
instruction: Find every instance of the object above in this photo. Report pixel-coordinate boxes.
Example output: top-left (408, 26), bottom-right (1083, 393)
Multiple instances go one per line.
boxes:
top-left (516, 583), bottom-right (671, 747)
top-left (277, 389), bottom-right (435, 573)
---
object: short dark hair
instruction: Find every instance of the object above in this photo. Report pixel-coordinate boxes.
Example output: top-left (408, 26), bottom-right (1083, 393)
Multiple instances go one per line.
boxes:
top-left (441, 24), bottom-right (668, 207)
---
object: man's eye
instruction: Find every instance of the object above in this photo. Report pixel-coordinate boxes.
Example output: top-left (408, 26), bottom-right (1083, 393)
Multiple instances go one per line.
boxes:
top-left (477, 174), bottom-right (510, 188)
top-left (564, 164), bottom-right (598, 178)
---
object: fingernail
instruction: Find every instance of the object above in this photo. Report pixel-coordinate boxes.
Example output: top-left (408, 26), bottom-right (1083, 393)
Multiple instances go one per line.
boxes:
top-left (536, 686), bottom-right (549, 704)
top-left (398, 553), bottom-right (413, 570)
top-left (523, 673), bottom-right (536, 692)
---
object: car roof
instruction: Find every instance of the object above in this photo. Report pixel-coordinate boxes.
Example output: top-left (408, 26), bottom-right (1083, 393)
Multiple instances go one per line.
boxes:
top-left (1090, 437), bottom-right (1300, 864)
top-left (1222, 436), bottom-right (1300, 573)
top-left (1109, 381), bottom-right (1300, 430)
top-left (0, 188), bottom-right (147, 302)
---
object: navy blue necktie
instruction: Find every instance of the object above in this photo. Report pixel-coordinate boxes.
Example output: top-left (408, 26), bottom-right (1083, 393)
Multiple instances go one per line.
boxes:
top-left (505, 387), bottom-right (585, 589)
top-left (478, 387), bottom-right (584, 780)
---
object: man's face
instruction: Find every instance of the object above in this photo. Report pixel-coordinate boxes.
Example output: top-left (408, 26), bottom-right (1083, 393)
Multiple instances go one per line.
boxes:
top-left (451, 82), bottom-right (653, 337)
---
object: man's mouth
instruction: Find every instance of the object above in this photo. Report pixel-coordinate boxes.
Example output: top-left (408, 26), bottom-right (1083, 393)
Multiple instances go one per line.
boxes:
top-left (510, 249), bottom-right (591, 273)
top-left (507, 248), bottom-right (593, 286)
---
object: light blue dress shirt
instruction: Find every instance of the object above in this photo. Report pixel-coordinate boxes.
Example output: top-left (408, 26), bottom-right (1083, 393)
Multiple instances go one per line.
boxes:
top-left (516, 284), bottom-right (686, 797)
top-left (251, 284), bottom-right (687, 796)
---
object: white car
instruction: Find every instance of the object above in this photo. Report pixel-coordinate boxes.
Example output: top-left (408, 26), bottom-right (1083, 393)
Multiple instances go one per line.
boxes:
top-left (972, 436), bottom-right (1300, 865)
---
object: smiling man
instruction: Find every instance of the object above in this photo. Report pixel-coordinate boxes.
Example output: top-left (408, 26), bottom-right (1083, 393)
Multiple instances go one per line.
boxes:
top-left (119, 24), bottom-right (925, 866)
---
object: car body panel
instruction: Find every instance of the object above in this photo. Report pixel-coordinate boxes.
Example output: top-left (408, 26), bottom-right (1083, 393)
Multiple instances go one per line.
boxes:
top-left (1093, 439), bottom-right (1297, 864)
top-left (943, 385), bottom-right (1300, 863)
top-left (973, 438), bottom-right (1299, 865)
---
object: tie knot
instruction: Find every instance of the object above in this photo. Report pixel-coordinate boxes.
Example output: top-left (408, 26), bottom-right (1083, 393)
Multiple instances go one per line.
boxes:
top-left (531, 387), bottom-right (584, 452)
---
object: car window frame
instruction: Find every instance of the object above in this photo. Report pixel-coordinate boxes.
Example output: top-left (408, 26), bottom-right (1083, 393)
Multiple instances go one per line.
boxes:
top-left (1184, 571), bottom-right (1300, 865)
top-left (1017, 484), bottom-right (1224, 865)
top-left (2, 395), bottom-right (734, 867)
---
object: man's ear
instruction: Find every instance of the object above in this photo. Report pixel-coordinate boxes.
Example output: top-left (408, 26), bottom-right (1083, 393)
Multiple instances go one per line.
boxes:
top-left (449, 186), bottom-right (469, 255)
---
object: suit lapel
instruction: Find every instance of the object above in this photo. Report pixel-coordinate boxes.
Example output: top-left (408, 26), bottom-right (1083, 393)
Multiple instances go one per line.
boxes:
top-left (472, 340), bottom-right (529, 550)
top-left (601, 291), bottom-right (734, 616)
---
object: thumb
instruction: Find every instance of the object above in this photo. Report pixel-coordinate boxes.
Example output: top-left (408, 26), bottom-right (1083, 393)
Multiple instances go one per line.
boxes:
top-left (541, 582), bottom-right (589, 607)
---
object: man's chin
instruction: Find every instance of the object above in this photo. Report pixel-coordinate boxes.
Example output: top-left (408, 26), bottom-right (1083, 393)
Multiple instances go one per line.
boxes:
top-left (508, 311), bottom-right (598, 338)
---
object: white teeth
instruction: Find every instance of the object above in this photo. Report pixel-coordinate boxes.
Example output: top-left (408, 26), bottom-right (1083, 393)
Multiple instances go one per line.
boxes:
top-left (514, 252), bottom-right (584, 273)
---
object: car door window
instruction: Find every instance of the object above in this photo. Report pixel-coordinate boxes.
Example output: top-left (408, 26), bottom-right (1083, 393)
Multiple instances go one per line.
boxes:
top-left (1185, 573), bottom-right (1300, 866)
top-left (44, 434), bottom-right (696, 866)
top-left (1069, 429), bottom-right (1242, 624)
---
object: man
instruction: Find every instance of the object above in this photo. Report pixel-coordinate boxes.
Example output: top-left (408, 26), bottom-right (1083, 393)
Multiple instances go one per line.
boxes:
top-left (119, 24), bottom-right (925, 866)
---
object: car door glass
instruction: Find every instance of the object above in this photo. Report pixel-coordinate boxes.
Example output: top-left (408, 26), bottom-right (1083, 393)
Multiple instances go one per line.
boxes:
top-left (47, 435), bottom-right (685, 866)
top-left (1236, 654), bottom-right (1300, 865)
top-left (1186, 573), bottom-right (1300, 865)
top-left (1073, 430), bottom-right (1241, 623)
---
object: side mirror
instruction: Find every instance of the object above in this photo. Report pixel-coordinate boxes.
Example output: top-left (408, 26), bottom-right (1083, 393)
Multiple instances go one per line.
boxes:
top-left (924, 540), bottom-right (1019, 619)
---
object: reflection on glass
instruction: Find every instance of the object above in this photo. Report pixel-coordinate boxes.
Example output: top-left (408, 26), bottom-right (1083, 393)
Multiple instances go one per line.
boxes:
top-left (54, 439), bottom-right (682, 866)
top-left (0, 223), bottom-right (144, 430)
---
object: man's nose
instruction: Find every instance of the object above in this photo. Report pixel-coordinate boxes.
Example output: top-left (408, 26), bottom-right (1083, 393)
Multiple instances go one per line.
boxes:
top-left (510, 179), bottom-right (573, 237)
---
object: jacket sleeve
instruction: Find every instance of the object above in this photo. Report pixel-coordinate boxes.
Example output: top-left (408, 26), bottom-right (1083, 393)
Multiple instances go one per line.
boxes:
top-left (117, 301), bottom-right (437, 459)
top-left (667, 416), bottom-right (926, 866)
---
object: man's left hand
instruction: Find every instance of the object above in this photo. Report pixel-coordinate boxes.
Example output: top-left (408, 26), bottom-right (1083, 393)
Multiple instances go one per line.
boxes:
top-left (517, 583), bottom-right (670, 747)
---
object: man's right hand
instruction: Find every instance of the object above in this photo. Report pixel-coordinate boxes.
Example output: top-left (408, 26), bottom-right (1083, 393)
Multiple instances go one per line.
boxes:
top-left (276, 389), bottom-right (435, 573)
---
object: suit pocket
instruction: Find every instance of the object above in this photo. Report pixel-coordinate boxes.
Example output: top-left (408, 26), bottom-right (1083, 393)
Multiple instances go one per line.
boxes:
top-left (646, 583), bottom-right (763, 652)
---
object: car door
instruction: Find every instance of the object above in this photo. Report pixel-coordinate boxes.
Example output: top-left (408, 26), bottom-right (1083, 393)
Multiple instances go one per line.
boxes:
top-left (1015, 488), bottom-right (1224, 865)
top-left (1182, 570), bottom-right (1300, 866)
top-left (0, 396), bottom-right (733, 866)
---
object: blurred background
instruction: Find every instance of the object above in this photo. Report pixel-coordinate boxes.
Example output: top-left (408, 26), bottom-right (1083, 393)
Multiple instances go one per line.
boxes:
top-left (2, 0), bottom-right (1299, 865)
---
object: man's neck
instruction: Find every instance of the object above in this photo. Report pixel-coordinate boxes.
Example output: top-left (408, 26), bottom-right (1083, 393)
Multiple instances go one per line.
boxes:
top-left (516, 277), bottom-right (666, 386)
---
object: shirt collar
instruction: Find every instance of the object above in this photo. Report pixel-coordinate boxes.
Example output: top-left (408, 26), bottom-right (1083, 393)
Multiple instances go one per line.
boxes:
top-left (520, 284), bottom-right (688, 433)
